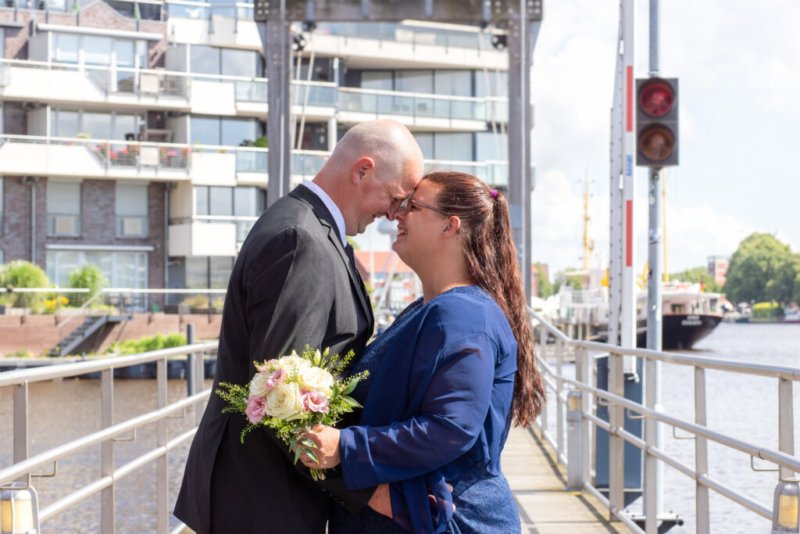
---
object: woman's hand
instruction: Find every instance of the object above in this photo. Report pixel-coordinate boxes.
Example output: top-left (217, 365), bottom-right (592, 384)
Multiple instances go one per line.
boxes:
top-left (299, 424), bottom-right (341, 469)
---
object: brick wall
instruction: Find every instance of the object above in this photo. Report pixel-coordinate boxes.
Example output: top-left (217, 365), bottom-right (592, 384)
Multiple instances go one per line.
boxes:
top-left (0, 313), bottom-right (221, 356)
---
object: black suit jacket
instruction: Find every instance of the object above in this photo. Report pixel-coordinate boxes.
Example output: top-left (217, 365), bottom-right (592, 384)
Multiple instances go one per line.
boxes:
top-left (175, 185), bottom-right (375, 533)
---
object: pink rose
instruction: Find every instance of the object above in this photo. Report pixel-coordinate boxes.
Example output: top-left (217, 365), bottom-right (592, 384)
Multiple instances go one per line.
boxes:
top-left (302, 390), bottom-right (329, 413)
top-left (266, 368), bottom-right (286, 390)
top-left (245, 395), bottom-right (266, 423)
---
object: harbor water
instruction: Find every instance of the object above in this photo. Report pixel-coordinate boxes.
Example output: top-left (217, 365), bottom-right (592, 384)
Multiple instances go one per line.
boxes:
top-left (1, 323), bottom-right (799, 532)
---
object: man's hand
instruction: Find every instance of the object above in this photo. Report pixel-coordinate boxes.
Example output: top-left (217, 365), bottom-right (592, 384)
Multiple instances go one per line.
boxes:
top-left (299, 424), bottom-right (341, 469)
top-left (368, 483), bottom-right (392, 518)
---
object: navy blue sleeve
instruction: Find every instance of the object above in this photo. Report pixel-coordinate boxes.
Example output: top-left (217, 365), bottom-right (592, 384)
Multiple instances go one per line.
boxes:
top-left (338, 331), bottom-right (496, 488)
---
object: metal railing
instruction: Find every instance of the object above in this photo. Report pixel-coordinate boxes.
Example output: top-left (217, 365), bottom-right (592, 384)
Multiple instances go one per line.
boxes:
top-left (0, 340), bottom-right (217, 533)
top-left (529, 309), bottom-right (799, 533)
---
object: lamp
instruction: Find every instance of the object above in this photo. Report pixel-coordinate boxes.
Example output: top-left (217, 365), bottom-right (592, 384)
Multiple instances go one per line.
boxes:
top-left (0, 482), bottom-right (40, 534)
top-left (773, 478), bottom-right (800, 534)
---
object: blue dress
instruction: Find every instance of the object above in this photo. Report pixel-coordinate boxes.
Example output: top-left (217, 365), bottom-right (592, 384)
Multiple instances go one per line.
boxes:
top-left (331, 286), bottom-right (521, 534)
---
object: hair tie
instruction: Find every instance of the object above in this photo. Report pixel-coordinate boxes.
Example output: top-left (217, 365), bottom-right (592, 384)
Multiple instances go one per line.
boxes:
top-left (490, 189), bottom-right (498, 199)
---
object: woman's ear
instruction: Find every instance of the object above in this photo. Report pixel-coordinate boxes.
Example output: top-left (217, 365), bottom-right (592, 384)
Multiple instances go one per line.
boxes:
top-left (442, 216), bottom-right (462, 236)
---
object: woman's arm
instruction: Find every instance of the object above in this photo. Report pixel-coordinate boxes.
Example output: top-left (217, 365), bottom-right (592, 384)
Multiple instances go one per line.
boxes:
top-left (302, 333), bottom-right (497, 489)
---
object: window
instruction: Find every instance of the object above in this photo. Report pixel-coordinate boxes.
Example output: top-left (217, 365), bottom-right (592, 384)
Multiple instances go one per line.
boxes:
top-left (190, 116), bottom-right (260, 146)
top-left (51, 109), bottom-right (142, 140)
top-left (47, 180), bottom-right (81, 237)
top-left (116, 183), bottom-right (149, 238)
top-left (359, 71), bottom-right (393, 91)
top-left (434, 71), bottom-right (472, 97)
top-left (195, 185), bottom-right (265, 218)
top-left (47, 250), bottom-right (147, 291)
top-left (395, 70), bottom-right (434, 93)
top-left (184, 257), bottom-right (234, 290)
top-left (414, 133), bottom-right (434, 160)
top-left (51, 33), bottom-right (144, 67)
top-left (476, 131), bottom-right (507, 161)
top-left (475, 70), bottom-right (508, 98)
top-left (434, 133), bottom-right (473, 161)
top-left (190, 45), bottom-right (262, 77)
top-left (209, 186), bottom-right (233, 216)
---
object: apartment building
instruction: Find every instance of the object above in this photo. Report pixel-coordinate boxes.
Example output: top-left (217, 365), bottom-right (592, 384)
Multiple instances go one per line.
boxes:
top-left (0, 1), bottom-right (509, 305)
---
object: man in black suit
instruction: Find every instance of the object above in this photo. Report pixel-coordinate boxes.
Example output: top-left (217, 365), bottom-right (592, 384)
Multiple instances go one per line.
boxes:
top-left (174, 119), bottom-right (424, 533)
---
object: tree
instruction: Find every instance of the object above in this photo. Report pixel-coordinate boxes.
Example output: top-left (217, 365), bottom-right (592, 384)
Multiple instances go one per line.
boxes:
top-left (669, 266), bottom-right (721, 293)
top-left (724, 233), bottom-right (798, 304)
top-left (0, 260), bottom-right (50, 310)
top-left (68, 264), bottom-right (108, 307)
top-left (534, 263), bottom-right (555, 298)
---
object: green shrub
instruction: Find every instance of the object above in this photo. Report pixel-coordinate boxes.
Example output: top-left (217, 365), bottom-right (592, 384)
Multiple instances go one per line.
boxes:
top-left (0, 261), bottom-right (50, 310)
top-left (109, 333), bottom-right (188, 355)
top-left (68, 264), bottom-right (108, 307)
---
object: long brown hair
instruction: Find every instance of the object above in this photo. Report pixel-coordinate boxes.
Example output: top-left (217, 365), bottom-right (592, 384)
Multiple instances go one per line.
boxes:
top-left (425, 171), bottom-right (545, 426)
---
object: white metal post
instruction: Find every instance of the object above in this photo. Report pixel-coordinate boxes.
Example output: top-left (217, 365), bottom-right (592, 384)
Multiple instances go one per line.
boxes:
top-left (101, 369), bottom-right (115, 533)
top-left (156, 359), bottom-right (168, 534)
top-left (13, 383), bottom-right (29, 486)
top-left (694, 367), bottom-right (710, 534)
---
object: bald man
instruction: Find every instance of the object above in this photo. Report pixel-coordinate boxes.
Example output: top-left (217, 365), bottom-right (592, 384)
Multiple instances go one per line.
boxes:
top-left (175, 120), bottom-right (424, 533)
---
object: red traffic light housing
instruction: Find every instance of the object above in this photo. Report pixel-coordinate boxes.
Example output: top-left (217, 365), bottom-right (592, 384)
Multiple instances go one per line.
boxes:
top-left (636, 77), bottom-right (679, 167)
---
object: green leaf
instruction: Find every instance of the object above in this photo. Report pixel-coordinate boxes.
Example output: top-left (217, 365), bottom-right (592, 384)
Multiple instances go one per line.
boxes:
top-left (299, 438), bottom-right (317, 449)
top-left (305, 450), bottom-right (319, 464)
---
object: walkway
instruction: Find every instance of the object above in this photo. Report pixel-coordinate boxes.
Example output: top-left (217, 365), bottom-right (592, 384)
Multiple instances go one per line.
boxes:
top-left (507, 426), bottom-right (626, 533)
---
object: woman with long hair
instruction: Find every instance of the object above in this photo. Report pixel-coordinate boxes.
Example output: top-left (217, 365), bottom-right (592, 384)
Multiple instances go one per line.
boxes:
top-left (302, 171), bottom-right (546, 533)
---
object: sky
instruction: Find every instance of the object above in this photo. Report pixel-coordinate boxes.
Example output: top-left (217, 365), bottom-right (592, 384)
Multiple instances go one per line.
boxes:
top-left (356, 1), bottom-right (800, 278)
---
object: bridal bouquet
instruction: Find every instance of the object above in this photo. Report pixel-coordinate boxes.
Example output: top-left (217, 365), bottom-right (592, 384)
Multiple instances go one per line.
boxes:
top-left (216, 346), bottom-right (368, 480)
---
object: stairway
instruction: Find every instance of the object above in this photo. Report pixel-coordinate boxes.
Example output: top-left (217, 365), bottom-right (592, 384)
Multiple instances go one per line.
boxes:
top-left (49, 315), bottom-right (131, 357)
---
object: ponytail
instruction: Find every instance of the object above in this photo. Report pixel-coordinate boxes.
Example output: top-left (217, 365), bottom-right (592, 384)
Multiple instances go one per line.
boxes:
top-left (425, 172), bottom-right (545, 426)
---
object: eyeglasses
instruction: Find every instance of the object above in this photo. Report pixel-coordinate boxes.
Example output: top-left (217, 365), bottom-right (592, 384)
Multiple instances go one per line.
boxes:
top-left (396, 195), bottom-right (452, 217)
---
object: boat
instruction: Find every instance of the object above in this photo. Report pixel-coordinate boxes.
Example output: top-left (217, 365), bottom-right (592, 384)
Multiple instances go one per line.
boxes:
top-left (551, 276), bottom-right (723, 350)
top-left (639, 282), bottom-right (724, 350)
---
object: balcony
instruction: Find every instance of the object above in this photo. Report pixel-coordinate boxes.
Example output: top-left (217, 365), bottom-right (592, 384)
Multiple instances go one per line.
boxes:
top-left (424, 159), bottom-right (508, 187)
top-left (338, 88), bottom-right (493, 130)
top-left (0, 135), bottom-right (191, 182)
top-left (0, 59), bottom-right (190, 111)
top-left (303, 22), bottom-right (508, 70)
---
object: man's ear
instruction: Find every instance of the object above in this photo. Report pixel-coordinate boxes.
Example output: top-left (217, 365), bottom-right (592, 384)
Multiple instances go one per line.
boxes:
top-left (350, 156), bottom-right (375, 185)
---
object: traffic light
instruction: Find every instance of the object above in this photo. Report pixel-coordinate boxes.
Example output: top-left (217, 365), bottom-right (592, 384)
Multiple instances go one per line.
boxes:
top-left (636, 77), bottom-right (679, 167)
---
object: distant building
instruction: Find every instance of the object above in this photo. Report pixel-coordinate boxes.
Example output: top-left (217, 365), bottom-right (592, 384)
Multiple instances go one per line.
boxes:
top-left (0, 5), bottom-right (510, 309)
top-left (707, 255), bottom-right (729, 287)
top-left (354, 250), bottom-right (420, 312)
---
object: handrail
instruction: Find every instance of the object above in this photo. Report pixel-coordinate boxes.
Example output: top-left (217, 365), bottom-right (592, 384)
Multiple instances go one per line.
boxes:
top-left (529, 308), bottom-right (797, 531)
top-left (0, 390), bottom-right (210, 486)
top-left (0, 342), bottom-right (217, 387)
top-left (1, 341), bottom-right (217, 532)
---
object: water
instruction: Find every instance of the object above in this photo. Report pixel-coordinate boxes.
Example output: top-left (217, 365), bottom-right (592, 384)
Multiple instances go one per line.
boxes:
top-left (658, 322), bottom-right (800, 532)
top-left (0, 378), bottom-right (212, 533)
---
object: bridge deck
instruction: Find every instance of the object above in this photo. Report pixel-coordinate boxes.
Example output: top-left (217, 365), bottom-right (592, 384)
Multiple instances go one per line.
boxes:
top-left (506, 426), bottom-right (625, 533)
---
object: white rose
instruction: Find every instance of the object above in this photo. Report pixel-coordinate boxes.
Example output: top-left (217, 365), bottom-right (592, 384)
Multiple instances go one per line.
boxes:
top-left (298, 366), bottom-right (334, 394)
top-left (264, 382), bottom-right (305, 421)
top-left (249, 371), bottom-right (271, 397)
top-left (276, 355), bottom-right (312, 374)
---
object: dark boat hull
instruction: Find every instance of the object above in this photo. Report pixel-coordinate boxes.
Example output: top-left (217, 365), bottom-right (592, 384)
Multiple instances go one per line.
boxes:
top-left (635, 314), bottom-right (722, 350)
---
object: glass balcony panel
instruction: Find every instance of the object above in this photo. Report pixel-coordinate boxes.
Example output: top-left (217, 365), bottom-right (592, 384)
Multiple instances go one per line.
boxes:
top-left (236, 150), bottom-right (267, 172)
top-left (292, 153), bottom-right (327, 177)
top-left (160, 147), bottom-right (189, 169)
top-left (168, 2), bottom-right (208, 19)
top-left (234, 79), bottom-right (268, 102)
top-left (235, 219), bottom-right (256, 243)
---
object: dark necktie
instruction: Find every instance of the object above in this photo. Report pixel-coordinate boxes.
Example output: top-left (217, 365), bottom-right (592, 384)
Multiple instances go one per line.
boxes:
top-left (344, 244), bottom-right (358, 275)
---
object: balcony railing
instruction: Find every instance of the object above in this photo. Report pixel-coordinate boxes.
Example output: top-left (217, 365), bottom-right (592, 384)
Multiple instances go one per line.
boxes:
top-left (338, 87), bottom-right (489, 122)
top-left (424, 159), bottom-right (508, 186)
top-left (314, 22), bottom-right (504, 51)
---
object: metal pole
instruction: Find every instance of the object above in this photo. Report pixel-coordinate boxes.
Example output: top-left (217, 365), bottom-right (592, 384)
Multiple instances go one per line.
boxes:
top-left (100, 369), bottom-right (115, 533)
top-left (645, 1), bottom-right (664, 531)
top-left (265, 0), bottom-right (293, 206)
top-left (13, 383), bottom-right (29, 486)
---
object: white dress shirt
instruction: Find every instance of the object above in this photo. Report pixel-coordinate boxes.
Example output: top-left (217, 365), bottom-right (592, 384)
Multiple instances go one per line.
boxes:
top-left (302, 179), bottom-right (347, 246)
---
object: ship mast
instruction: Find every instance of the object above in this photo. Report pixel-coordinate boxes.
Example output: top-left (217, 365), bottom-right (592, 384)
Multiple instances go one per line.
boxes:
top-left (582, 172), bottom-right (594, 272)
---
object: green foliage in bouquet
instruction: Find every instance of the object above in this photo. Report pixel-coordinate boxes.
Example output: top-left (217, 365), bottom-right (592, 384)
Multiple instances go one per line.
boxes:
top-left (216, 346), bottom-right (368, 480)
